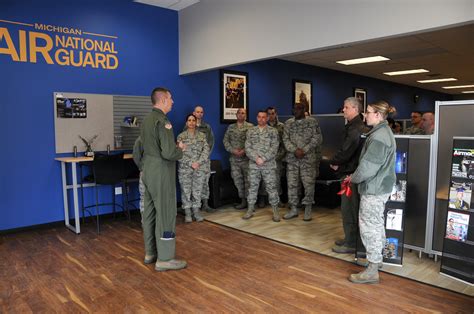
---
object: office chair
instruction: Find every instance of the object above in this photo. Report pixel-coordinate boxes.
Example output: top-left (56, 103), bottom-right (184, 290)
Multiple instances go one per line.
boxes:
top-left (81, 153), bottom-right (127, 234)
top-left (208, 160), bottom-right (239, 208)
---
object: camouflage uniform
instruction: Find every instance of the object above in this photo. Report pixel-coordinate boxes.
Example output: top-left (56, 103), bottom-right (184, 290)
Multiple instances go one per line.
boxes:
top-left (245, 125), bottom-right (280, 207)
top-left (132, 137), bottom-right (145, 221)
top-left (177, 130), bottom-right (210, 211)
top-left (359, 193), bottom-right (391, 263)
top-left (267, 120), bottom-right (286, 195)
top-left (403, 125), bottom-right (424, 135)
top-left (223, 121), bottom-right (254, 199)
top-left (351, 120), bottom-right (396, 264)
top-left (283, 117), bottom-right (323, 207)
top-left (185, 121), bottom-right (214, 201)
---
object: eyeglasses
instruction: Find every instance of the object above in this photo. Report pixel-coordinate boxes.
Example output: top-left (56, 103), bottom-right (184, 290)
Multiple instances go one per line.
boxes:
top-left (365, 111), bottom-right (377, 115)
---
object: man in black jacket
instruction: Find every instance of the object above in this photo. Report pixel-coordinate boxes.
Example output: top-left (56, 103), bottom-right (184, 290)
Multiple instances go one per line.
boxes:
top-left (329, 97), bottom-right (368, 253)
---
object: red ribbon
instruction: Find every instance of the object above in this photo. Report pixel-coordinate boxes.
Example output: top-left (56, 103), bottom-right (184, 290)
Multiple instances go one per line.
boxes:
top-left (337, 176), bottom-right (352, 197)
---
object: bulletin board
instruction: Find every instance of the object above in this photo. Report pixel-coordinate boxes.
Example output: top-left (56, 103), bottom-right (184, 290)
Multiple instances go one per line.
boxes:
top-left (54, 92), bottom-right (114, 154)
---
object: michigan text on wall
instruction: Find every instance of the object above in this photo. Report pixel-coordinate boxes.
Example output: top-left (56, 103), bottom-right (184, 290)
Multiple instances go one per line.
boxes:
top-left (0, 21), bottom-right (119, 70)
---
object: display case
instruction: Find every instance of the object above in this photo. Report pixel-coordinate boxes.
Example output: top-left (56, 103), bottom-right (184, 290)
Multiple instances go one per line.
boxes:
top-left (440, 137), bottom-right (474, 284)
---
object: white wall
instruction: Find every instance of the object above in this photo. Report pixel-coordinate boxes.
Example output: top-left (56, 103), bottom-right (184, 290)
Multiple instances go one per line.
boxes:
top-left (179, 0), bottom-right (474, 74)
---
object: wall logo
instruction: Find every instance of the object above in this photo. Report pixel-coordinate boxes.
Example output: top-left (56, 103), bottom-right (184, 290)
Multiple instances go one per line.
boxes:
top-left (0, 19), bottom-right (119, 70)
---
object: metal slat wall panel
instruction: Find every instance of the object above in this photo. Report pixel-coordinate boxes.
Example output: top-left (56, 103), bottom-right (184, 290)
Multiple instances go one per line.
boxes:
top-left (113, 96), bottom-right (151, 150)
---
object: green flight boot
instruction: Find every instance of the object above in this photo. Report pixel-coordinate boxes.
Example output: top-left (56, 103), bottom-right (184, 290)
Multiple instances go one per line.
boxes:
top-left (349, 262), bottom-right (380, 284)
top-left (272, 205), bottom-right (280, 222)
top-left (283, 206), bottom-right (298, 220)
top-left (303, 205), bottom-right (312, 221)
top-left (184, 208), bottom-right (192, 223)
top-left (242, 205), bottom-right (255, 220)
top-left (193, 208), bottom-right (204, 222)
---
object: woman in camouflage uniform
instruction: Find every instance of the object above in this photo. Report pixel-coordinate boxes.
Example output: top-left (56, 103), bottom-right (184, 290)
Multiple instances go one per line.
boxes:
top-left (349, 101), bottom-right (396, 284)
top-left (177, 114), bottom-right (210, 223)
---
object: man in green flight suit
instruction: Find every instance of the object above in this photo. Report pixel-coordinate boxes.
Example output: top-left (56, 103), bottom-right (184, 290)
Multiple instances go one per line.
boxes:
top-left (141, 87), bottom-right (187, 271)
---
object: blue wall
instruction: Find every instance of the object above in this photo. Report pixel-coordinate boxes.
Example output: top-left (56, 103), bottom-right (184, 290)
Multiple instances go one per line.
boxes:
top-left (1, 0), bottom-right (451, 231)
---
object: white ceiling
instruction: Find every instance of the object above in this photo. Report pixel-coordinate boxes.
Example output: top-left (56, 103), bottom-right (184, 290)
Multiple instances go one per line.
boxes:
top-left (134, 0), bottom-right (199, 11)
top-left (137, 0), bottom-right (473, 95)
top-left (280, 23), bottom-right (474, 95)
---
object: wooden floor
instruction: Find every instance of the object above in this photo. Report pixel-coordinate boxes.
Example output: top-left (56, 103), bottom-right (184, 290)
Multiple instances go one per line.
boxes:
top-left (203, 205), bottom-right (474, 296)
top-left (1, 218), bottom-right (473, 313)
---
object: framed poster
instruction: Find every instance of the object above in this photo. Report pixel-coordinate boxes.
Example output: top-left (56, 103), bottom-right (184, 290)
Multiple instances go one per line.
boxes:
top-left (220, 70), bottom-right (248, 123)
top-left (293, 79), bottom-right (312, 114)
top-left (354, 88), bottom-right (367, 112)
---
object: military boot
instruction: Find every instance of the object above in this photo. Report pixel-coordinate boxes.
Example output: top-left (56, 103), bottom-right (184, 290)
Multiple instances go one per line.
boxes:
top-left (202, 199), bottom-right (215, 212)
top-left (184, 208), bottom-right (192, 223)
top-left (242, 205), bottom-right (255, 220)
top-left (272, 205), bottom-right (280, 222)
top-left (155, 259), bottom-right (187, 272)
top-left (303, 205), bottom-right (312, 221)
top-left (356, 258), bottom-right (383, 269)
top-left (192, 208), bottom-right (204, 222)
top-left (234, 198), bottom-right (247, 210)
top-left (349, 262), bottom-right (380, 284)
top-left (283, 206), bottom-right (298, 220)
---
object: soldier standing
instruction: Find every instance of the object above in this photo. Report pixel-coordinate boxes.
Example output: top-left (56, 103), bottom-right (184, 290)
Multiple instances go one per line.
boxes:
top-left (223, 108), bottom-right (253, 209)
top-left (403, 111), bottom-right (425, 135)
top-left (267, 106), bottom-right (286, 206)
top-left (186, 105), bottom-right (215, 212)
top-left (243, 110), bottom-right (280, 221)
top-left (141, 87), bottom-right (186, 272)
top-left (329, 97), bottom-right (368, 254)
top-left (177, 114), bottom-right (210, 223)
top-left (283, 102), bottom-right (323, 221)
top-left (349, 101), bottom-right (396, 284)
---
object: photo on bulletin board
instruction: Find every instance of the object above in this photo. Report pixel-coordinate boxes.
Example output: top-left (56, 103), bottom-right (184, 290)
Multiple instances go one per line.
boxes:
top-left (56, 97), bottom-right (87, 119)
top-left (221, 70), bottom-right (248, 123)
top-left (354, 88), bottom-right (367, 112)
top-left (448, 181), bottom-right (472, 210)
top-left (445, 211), bottom-right (469, 242)
top-left (293, 79), bottom-right (312, 114)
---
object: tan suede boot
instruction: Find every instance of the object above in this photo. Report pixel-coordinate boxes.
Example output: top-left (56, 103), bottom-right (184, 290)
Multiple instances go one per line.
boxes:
top-left (349, 262), bottom-right (380, 284)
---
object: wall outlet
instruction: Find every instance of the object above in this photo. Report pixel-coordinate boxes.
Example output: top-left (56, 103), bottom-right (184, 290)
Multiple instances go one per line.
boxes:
top-left (115, 187), bottom-right (122, 195)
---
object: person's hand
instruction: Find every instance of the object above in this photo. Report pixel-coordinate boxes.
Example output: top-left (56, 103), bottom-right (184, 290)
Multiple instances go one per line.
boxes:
top-left (256, 157), bottom-right (265, 166)
top-left (239, 149), bottom-right (246, 157)
top-left (330, 164), bottom-right (339, 171)
top-left (178, 141), bottom-right (186, 151)
top-left (191, 162), bottom-right (200, 170)
top-left (233, 148), bottom-right (242, 157)
top-left (295, 148), bottom-right (305, 159)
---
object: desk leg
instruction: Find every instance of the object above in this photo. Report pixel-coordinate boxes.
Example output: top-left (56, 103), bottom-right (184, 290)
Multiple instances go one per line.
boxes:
top-left (71, 162), bottom-right (81, 234)
top-left (61, 162), bottom-right (71, 230)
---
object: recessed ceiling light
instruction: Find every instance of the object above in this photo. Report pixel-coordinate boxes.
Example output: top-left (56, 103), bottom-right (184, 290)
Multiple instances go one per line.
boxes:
top-left (417, 78), bottom-right (457, 83)
top-left (461, 91), bottom-right (474, 94)
top-left (383, 69), bottom-right (429, 76)
top-left (442, 85), bottom-right (474, 89)
top-left (336, 56), bottom-right (389, 65)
